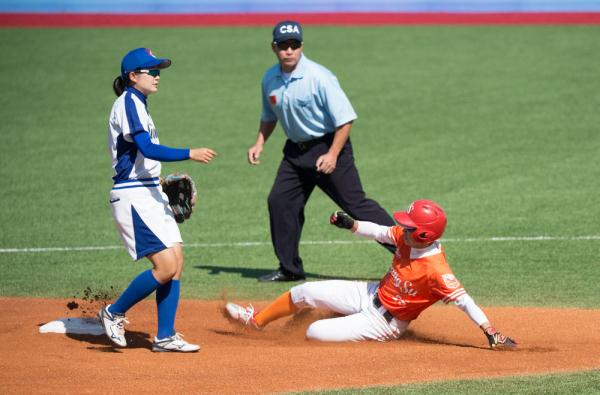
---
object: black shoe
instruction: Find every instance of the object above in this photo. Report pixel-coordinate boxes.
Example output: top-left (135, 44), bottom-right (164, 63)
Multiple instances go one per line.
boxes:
top-left (258, 269), bottom-right (305, 282)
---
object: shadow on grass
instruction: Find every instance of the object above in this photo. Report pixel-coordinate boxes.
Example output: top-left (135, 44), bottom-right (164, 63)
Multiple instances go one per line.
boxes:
top-left (193, 264), bottom-right (379, 281)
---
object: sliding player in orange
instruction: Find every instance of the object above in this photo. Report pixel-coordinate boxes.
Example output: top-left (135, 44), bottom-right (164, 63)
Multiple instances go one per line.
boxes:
top-left (226, 200), bottom-right (516, 349)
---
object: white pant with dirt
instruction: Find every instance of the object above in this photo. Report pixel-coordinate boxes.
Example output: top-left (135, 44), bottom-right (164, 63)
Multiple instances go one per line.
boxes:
top-left (290, 280), bottom-right (410, 342)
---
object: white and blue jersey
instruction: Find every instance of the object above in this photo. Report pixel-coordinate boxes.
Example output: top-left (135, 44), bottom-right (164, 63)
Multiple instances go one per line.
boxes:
top-left (108, 87), bottom-right (161, 188)
top-left (261, 55), bottom-right (357, 143)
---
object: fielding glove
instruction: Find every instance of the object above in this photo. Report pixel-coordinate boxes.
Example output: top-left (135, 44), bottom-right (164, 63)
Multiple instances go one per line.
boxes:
top-left (330, 211), bottom-right (355, 230)
top-left (161, 173), bottom-right (197, 224)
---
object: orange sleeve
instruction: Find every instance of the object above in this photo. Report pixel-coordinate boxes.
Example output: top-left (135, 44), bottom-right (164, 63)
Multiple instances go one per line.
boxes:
top-left (429, 268), bottom-right (466, 304)
top-left (388, 226), bottom-right (405, 247)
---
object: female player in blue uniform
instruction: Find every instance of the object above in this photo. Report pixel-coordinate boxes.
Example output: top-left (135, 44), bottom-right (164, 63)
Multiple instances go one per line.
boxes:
top-left (98, 47), bottom-right (216, 352)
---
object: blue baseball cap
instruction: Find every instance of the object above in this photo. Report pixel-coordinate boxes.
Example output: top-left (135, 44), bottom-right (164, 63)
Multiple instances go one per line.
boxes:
top-left (272, 20), bottom-right (303, 43)
top-left (120, 48), bottom-right (171, 80)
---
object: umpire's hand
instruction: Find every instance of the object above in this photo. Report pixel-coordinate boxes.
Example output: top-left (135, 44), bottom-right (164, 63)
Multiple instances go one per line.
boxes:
top-left (316, 152), bottom-right (337, 174)
top-left (248, 144), bottom-right (263, 165)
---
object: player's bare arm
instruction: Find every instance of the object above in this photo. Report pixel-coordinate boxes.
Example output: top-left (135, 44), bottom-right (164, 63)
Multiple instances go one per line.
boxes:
top-left (248, 120), bottom-right (277, 165)
top-left (189, 147), bottom-right (217, 163)
top-left (316, 122), bottom-right (352, 174)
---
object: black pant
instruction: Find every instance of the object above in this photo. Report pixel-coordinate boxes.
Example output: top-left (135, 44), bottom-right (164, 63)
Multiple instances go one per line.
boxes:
top-left (267, 135), bottom-right (396, 278)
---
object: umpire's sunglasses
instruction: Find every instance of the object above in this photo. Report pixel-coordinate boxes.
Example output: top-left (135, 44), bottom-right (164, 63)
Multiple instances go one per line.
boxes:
top-left (136, 69), bottom-right (161, 77)
top-left (275, 40), bottom-right (302, 51)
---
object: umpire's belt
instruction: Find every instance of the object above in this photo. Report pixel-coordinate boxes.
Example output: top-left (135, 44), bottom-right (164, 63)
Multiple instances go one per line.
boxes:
top-left (293, 134), bottom-right (334, 151)
top-left (295, 139), bottom-right (321, 151)
top-left (373, 293), bottom-right (395, 324)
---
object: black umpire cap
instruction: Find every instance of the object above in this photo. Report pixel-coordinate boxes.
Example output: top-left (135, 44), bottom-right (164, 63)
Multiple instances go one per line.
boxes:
top-left (272, 20), bottom-right (303, 43)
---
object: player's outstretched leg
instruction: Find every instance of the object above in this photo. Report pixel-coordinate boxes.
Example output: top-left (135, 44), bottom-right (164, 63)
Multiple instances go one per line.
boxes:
top-left (226, 291), bottom-right (299, 329)
top-left (225, 303), bottom-right (260, 329)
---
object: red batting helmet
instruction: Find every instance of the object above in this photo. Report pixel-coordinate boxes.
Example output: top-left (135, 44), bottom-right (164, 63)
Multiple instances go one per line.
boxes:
top-left (393, 200), bottom-right (447, 244)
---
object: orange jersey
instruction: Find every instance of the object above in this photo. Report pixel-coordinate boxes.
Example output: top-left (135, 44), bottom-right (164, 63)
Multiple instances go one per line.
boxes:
top-left (377, 226), bottom-right (466, 321)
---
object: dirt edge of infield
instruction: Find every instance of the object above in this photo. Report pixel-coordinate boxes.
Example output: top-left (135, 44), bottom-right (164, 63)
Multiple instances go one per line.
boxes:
top-left (1, 297), bottom-right (599, 394)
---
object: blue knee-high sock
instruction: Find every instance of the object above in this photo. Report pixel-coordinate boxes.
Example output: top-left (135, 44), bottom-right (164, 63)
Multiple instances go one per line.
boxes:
top-left (109, 270), bottom-right (161, 315)
top-left (156, 279), bottom-right (180, 339)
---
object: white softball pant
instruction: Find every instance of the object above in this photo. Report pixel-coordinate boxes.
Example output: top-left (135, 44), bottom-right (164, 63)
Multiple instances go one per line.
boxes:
top-left (110, 183), bottom-right (182, 260)
top-left (290, 280), bottom-right (410, 342)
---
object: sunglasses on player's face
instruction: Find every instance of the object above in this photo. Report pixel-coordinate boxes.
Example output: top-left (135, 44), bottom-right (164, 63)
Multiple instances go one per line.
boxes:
top-left (136, 69), bottom-right (161, 77)
top-left (275, 40), bottom-right (302, 51)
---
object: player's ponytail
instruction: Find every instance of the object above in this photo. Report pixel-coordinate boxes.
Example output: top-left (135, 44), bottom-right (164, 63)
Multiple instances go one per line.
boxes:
top-left (112, 75), bottom-right (126, 96)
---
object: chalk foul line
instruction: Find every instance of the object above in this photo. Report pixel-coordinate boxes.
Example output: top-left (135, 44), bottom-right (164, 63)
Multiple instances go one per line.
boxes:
top-left (0, 235), bottom-right (599, 253)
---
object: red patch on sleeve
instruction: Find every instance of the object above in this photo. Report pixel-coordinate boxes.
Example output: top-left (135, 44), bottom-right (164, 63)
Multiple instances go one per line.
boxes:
top-left (269, 95), bottom-right (277, 105)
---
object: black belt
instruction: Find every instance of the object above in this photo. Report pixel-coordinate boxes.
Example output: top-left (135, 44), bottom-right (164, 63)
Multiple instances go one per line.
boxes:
top-left (373, 293), bottom-right (394, 323)
top-left (295, 139), bottom-right (322, 151)
top-left (293, 134), bottom-right (334, 151)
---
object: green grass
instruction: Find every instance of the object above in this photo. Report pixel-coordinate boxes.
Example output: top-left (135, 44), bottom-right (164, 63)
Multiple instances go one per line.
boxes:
top-left (0, 25), bottom-right (599, 394)
top-left (292, 369), bottom-right (600, 394)
top-left (1, 26), bottom-right (598, 303)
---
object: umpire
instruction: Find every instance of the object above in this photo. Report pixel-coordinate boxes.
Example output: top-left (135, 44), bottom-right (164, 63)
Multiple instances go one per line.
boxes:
top-left (249, 20), bottom-right (395, 282)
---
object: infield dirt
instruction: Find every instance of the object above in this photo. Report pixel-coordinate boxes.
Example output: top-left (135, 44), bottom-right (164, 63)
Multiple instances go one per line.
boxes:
top-left (1, 297), bottom-right (599, 394)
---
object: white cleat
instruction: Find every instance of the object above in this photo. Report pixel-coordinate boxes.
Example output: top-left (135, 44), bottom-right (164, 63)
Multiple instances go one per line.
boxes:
top-left (225, 302), bottom-right (260, 329)
top-left (152, 333), bottom-right (200, 353)
top-left (97, 304), bottom-right (129, 347)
